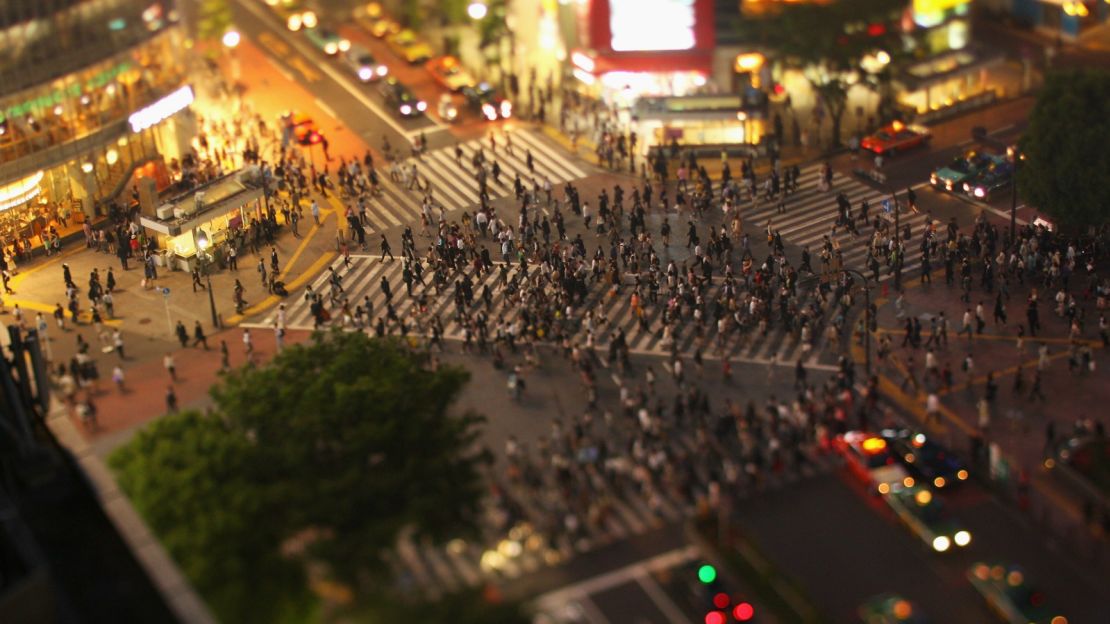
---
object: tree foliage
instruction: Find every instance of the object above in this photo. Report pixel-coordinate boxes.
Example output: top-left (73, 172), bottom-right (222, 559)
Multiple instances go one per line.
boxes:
top-left (746, 0), bottom-right (905, 146)
top-left (1018, 70), bottom-right (1110, 231)
top-left (109, 332), bottom-right (491, 623)
top-left (196, 0), bottom-right (233, 42)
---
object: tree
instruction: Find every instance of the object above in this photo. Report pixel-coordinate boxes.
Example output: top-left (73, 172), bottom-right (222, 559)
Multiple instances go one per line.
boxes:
top-left (110, 332), bottom-right (492, 622)
top-left (196, 0), bottom-right (233, 42)
top-left (1018, 70), bottom-right (1110, 231)
top-left (746, 0), bottom-right (906, 147)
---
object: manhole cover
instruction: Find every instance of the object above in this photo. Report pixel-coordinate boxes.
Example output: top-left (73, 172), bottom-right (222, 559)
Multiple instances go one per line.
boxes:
top-left (138, 318), bottom-right (151, 325)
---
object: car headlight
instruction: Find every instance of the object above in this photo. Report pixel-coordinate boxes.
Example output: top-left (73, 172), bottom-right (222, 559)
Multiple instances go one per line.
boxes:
top-left (358, 67), bottom-right (373, 81)
top-left (973, 187), bottom-right (985, 198)
top-left (287, 14), bottom-right (302, 30)
top-left (930, 174), bottom-right (937, 185)
top-left (325, 42), bottom-right (338, 55)
top-left (416, 101), bottom-right (427, 112)
top-left (500, 100), bottom-right (512, 118)
top-left (957, 469), bottom-right (969, 481)
top-left (377, 65), bottom-right (388, 76)
top-left (482, 103), bottom-right (496, 120)
top-left (945, 180), bottom-right (953, 191)
top-left (339, 39), bottom-right (351, 52)
top-left (301, 11), bottom-right (317, 28)
top-left (962, 183), bottom-right (970, 192)
top-left (954, 530), bottom-right (971, 547)
top-left (400, 104), bottom-right (412, 115)
top-left (445, 107), bottom-right (457, 120)
top-left (932, 536), bottom-right (951, 552)
top-left (934, 476), bottom-right (946, 488)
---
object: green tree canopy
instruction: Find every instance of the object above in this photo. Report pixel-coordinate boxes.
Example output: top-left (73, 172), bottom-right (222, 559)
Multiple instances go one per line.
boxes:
top-left (1018, 70), bottom-right (1110, 231)
top-left (196, 0), bottom-right (233, 42)
top-left (745, 0), bottom-right (906, 146)
top-left (110, 332), bottom-right (492, 623)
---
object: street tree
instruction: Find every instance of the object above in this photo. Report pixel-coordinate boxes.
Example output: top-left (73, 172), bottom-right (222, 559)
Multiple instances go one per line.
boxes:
top-left (1018, 70), bottom-right (1110, 231)
top-left (196, 0), bottom-right (233, 42)
top-left (747, 0), bottom-right (905, 147)
top-left (110, 332), bottom-right (492, 623)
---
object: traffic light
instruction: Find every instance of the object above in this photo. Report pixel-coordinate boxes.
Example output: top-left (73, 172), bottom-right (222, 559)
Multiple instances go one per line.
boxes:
top-left (693, 562), bottom-right (756, 622)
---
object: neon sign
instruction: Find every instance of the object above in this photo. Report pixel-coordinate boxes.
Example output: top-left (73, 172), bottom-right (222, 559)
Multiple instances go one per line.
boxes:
top-left (128, 85), bottom-right (193, 132)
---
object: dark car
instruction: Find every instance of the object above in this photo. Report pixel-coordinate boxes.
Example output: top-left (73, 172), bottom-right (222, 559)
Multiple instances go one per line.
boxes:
top-left (462, 82), bottom-right (511, 121)
top-left (882, 428), bottom-right (969, 489)
top-left (378, 77), bottom-right (426, 118)
top-left (962, 161), bottom-right (1014, 201)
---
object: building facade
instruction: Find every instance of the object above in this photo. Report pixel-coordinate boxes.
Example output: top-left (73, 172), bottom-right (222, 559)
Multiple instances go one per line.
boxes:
top-left (0, 0), bottom-right (194, 254)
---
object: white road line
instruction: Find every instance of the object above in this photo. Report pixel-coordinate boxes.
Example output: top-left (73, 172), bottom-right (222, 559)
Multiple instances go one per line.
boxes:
top-left (266, 56), bottom-right (296, 82)
top-left (636, 573), bottom-right (694, 624)
top-left (313, 97), bottom-right (337, 120)
top-left (236, 0), bottom-right (445, 137)
top-left (534, 546), bottom-right (699, 610)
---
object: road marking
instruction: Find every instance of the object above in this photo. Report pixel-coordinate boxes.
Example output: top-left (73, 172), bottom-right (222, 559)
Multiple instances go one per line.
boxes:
top-left (266, 56), bottom-right (296, 82)
top-left (289, 56), bottom-right (321, 83)
top-left (235, 0), bottom-right (446, 136)
top-left (257, 31), bottom-right (290, 56)
top-left (533, 545), bottom-right (699, 610)
top-left (314, 97), bottom-right (337, 119)
top-left (636, 573), bottom-right (693, 624)
top-left (404, 125), bottom-right (450, 140)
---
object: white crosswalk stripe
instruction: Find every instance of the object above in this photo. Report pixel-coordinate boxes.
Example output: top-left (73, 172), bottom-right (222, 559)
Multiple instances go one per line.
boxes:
top-left (347, 130), bottom-right (588, 237)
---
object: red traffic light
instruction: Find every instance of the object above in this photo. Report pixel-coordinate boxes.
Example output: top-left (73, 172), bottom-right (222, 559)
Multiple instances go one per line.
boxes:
top-left (704, 611), bottom-right (725, 624)
top-left (733, 602), bottom-right (755, 621)
top-left (712, 592), bottom-right (730, 609)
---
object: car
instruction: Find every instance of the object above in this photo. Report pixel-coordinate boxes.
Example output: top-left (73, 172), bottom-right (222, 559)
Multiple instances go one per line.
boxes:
top-left (378, 77), bottom-right (426, 117)
top-left (304, 26), bottom-right (350, 56)
top-left (966, 562), bottom-right (1069, 624)
top-left (368, 17), bottom-right (401, 38)
top-left (836, 431), bottom-right (913, 495)
top-left (280, 111), bottom-right (319, 146)
top-left (858, 593), bottom-right (928, 623)
top-left (930, 151), bottom-right (1002, 192)
top-left (462, 82), bottom-right (512, 121)
top-left (266, 0), bottom-right (318, 32)
top-left (426, 56), bottom-right (477, 92)
top-left (884, 486), bottom-right (972, 553)
top-left (882, 428), bottom-right (969, 489)
top-left (861, 120), bottom-right (931, 155)
top-left (962, 160), bottom-right (1014, 201)
top-left (342, 45), bottom-right (388, 82)
top-left (437, 93), bottom-right (459, 123)
top-left (1048, 432), bottom-right (1109, 492)
top-left (386, 29), bottom-right (434, 64)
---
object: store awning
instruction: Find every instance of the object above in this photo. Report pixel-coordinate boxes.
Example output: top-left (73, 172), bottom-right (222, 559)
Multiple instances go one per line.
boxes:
top-left (0, 170), bottom-right (43, 212)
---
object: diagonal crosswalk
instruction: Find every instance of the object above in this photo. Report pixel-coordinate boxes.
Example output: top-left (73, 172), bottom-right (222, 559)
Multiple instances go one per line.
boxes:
top-left (734, 162), bottom-right (935, 280)
top-left (347, 130), bottom-right (589, 236)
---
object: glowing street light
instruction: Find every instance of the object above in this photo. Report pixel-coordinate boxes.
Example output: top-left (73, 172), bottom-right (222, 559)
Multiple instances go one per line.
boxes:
top-left (467, 1), bottom-right (488, 19)
top-left (222, 29), bottom-right (241, 49)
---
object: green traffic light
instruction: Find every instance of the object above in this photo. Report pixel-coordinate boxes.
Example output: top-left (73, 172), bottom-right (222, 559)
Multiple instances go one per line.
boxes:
top-left (697, 564), bottom-right (717, 584)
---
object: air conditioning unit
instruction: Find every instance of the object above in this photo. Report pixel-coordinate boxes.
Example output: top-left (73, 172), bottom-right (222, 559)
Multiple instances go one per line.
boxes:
top-left (156, 204), bottom-right (175, 220)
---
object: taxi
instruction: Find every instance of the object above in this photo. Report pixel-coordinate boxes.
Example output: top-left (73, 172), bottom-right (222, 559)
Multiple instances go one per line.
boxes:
top-left (966, 563), bottom-right (1069, 624)
top-left (861, 120), bottom-right (931, 156)
top-left (882, 429), bottom-right (969, 489)
top-left (930, 151), bottom-right (1001, 193)
top-left (387, 29), bottom-right (434, 64)
top-left (962, 160), bottom-right (1014, 201)
top-left (426, 56), bottom-right (477, 92)
top-left (884, 486), bottom-right (971, 553)
top-left (835, 431), bottom-right (913, 495)
top-left (858, 593), bottom-right (928, 623)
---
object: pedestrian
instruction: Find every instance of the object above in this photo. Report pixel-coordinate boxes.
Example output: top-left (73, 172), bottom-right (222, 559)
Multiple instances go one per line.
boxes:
top-left (174, 321), bottom-right (188, 348)
top-left (112, 329), bottom-right (125, 359)
top-left (380, 235), bottom-right (394, 262)
top-left (166, 384), bottom-right (178, 413)
top-left (243, 328), bottom-right (253, 356)
top-left (311, 199), bottom-right (321, 225)
top-left (112, 365), bottom-right (125, 393)
top-left (274, 322), bottom-right (285, 352)
top-left (193, 321), bottom-right (209, 349)
top-left (220, 339), bottom-right (230, 371)
top-left (163, 352), bottom-right (176, 381)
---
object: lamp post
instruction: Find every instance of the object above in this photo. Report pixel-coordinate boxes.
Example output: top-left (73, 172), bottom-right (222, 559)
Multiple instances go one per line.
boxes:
top-left (1008, 147), bottom-right (1022, 244)
top-left (195, 230), bottom-right (221, 329)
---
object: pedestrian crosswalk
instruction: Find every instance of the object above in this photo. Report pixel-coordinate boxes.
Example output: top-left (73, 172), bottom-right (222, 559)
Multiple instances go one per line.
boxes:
top-left (385, 430), bottom-right (841, 599)
top-left (349, 129), bottom-right (590, 235)
top-left (247, 253), bottom-right (852, 368)
top-left (734, 162), bottom-right (934, 281)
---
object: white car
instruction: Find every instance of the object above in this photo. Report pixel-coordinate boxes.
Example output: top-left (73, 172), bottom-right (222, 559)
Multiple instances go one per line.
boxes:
top-left (343, 45), bottom-right (388, 82)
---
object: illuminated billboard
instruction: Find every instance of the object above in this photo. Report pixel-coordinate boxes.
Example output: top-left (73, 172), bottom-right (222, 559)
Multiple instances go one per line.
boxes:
top-left (609, 0), bottom-right (696, 52)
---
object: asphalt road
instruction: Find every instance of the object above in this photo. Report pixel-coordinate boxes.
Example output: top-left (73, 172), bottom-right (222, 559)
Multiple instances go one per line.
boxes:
top-left (732, 468), bottom-right (1105, 623)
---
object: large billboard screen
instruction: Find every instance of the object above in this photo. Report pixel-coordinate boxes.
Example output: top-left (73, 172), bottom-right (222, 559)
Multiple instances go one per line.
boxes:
top-left (609, 0), bottom-right (696, 51)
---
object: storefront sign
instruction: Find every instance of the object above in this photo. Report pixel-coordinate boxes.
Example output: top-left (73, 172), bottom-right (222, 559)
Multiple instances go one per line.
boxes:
top-left (128, 85), bottom-right (194, 132)
top-left (609, 0), bottom-right (696, 51)
top-left (0, 61), bottom-right (133, 123)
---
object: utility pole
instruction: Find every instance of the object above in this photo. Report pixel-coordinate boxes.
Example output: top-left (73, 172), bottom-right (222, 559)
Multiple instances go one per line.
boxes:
top-left (1010, 153), bottom-right (1019, 243)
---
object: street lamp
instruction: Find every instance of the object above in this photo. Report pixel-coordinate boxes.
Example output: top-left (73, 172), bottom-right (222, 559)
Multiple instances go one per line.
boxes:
top-left (221, 30), bottom-right (241, 49)
top-left (223, 29), bottom-right (242, 81)
top-left (1008, 146), bottom-right (1024, 244)
top-left (195, 230), bottom-right (221, 329)
top-left (843, 269), bottom-right (873, 378)
top-left (467, 1), bottom-right (488, 20)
